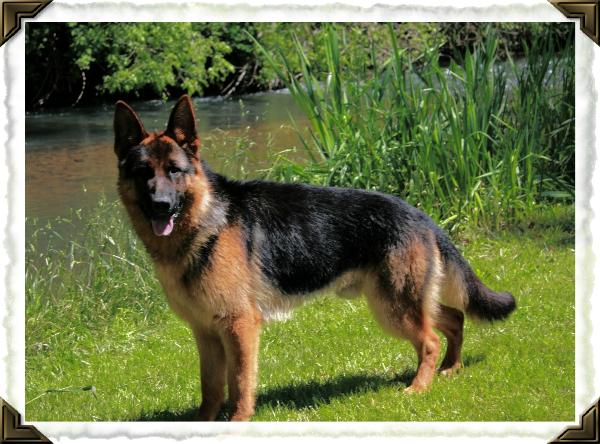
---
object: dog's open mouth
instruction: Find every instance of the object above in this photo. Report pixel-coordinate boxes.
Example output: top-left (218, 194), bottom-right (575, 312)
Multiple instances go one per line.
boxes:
top-left (151, 213), bottom-right (178, 237)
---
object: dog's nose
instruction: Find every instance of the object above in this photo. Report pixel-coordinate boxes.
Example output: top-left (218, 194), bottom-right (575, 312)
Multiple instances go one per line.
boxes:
top-left (151, 198), bottom-right (172, 215)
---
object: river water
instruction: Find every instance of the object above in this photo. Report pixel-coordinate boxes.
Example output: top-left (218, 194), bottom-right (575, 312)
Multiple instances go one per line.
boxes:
top-left (25, 91), bottom-right (307, 222)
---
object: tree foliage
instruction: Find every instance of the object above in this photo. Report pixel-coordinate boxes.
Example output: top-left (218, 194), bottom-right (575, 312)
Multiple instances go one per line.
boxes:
top-left (25, 22), bottom-right (572, 110)
top-left (69, 23), bottom-right (234, 98)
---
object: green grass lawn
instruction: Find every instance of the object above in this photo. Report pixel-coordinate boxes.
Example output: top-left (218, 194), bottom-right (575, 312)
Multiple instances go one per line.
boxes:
top-left (25, 205), bottom-right (574, 422)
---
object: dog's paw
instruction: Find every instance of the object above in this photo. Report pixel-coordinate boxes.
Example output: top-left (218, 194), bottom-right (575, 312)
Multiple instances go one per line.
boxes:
top-left (438, 363), bottom-right (462, 377)
top-left (194, 403), bottom-right (223, 421)
top-left (403, 384), bottom-right (427, 394)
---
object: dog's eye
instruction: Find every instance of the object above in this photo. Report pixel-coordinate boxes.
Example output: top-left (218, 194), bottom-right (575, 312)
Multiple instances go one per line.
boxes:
top-left (168, 166), bottom-right (182, 175)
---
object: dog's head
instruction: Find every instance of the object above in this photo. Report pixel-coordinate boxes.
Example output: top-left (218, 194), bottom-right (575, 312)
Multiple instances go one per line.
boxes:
top-left (114, 95), bottom-right (202, 237)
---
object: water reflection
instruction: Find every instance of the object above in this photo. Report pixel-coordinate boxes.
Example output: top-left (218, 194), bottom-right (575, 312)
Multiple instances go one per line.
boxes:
top-left (26, 92), bottom-right (306, 221)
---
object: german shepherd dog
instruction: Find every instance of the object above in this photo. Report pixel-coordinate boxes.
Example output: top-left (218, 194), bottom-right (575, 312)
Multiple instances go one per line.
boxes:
top-left (114, 95), bottom-right (516, 421)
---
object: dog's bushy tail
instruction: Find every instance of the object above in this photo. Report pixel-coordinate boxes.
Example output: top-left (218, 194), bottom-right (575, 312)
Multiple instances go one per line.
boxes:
top-left (436, 230), bottom-right (516, 322)
top-left (461, 267), bottom-right (516, 321)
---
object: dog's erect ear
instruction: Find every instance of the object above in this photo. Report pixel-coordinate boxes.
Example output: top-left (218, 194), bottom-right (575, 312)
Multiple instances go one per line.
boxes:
top-left (166, 95), bottom-right (200, 156)
top-left (114, 101), bottom-right (147, 158)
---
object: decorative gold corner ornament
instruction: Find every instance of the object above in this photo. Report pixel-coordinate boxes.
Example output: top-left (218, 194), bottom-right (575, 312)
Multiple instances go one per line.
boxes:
top-left (549, 0), bottom-right (600, 45)
top-left (549, 398), bottom-right (599, 443)
top-left (1, 397), bottom-right (52, 443)
top-left (1, 0), bottom-right (52, 47)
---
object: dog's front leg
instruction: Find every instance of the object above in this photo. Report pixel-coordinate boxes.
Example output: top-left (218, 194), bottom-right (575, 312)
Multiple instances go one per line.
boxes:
top-left (193, 327), bottom-right (227, 421)
top-left (221, 313), bottom-right (261, 421)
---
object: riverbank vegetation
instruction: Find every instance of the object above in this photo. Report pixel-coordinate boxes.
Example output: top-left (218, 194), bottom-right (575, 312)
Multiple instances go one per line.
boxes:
top-left (257, 24), bottom-right (574, 230)
top-left (26, 22), bottom-right (575, 229)
top-left (26, 22), bottom-right (572, 109)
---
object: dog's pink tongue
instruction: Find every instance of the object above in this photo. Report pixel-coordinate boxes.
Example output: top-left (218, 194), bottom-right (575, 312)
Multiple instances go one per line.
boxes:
top-left (152, 216), bottom-right (175, 236)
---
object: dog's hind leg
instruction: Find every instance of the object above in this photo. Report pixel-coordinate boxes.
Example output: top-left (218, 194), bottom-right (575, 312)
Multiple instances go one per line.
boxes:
top-left (193, 327), bottom-right (227, 421)
top-left (434, 305), bottom-right (464, 376)
top-left (401, 311), bottom-right (442, 393)
top-left (367, 288), bottom-right (441, 393)
top-left (366, 237), bottom-right (443, 393)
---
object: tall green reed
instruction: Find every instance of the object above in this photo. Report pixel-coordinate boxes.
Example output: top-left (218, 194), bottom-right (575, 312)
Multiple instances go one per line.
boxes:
top-left (26, 197), bottom-right (165, 353)
top-left (254, 24), bottom-right (574, 229)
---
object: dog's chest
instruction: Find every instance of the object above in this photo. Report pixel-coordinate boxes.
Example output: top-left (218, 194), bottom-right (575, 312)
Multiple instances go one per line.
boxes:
top-left (153, 262), bottom-right (222, 325)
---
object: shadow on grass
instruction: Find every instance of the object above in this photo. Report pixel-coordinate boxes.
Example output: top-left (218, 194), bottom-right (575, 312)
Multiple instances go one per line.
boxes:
top-left (135, 373), bottom-right (401, 421)
top-left (135, 353), bottom-right (484, 421)
top-left (256, 372), bottom-right (410, 412)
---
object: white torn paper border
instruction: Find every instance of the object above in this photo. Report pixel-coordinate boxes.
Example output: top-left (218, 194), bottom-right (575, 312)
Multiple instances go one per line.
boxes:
top-left (0, 0), bottom-right (597, 442)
